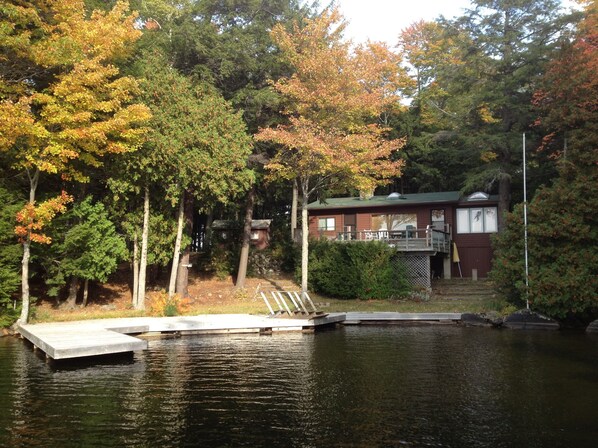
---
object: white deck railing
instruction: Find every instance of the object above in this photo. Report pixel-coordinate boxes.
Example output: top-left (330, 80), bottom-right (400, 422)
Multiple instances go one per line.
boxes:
top-left (335, 226), bottom-right (450, 253)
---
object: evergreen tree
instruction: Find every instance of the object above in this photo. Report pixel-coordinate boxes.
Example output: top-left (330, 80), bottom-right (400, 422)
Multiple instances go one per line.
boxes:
top-left (492, 1), bottom-right (597, 320)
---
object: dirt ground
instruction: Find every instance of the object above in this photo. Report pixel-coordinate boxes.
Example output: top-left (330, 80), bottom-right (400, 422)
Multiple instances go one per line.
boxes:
top-left (32, 271), bottom-right (300, 322)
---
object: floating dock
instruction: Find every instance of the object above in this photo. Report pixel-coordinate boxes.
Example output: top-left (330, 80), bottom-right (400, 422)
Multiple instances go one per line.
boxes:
top-left (18, 313), bottom-right (345, 360)
top-left (342, 312), bottom-right (462, 325)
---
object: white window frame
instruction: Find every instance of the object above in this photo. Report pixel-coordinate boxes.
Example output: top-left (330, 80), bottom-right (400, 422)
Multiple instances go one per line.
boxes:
top-left (457, 207), bottom-right (498, 234)
top-left (318, 217), bottom-right (335, 231)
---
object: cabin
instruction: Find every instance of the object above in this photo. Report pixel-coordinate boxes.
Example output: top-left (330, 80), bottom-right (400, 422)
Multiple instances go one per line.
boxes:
top-left (307, 191), bottom-right (498, 288)
top-left (211, 219), bottom-right (272, 250)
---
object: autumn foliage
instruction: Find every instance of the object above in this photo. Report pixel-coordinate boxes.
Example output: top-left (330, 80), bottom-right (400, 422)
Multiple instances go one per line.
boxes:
top-left (14, 191), bottom-right (73, 244)
top-left (256, 7), bottom-right (407, 194)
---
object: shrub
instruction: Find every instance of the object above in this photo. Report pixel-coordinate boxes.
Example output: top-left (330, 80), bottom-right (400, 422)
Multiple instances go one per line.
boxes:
top-left (148, 291), bottom-right (190, 316)
top-left (306, 239), bottom-right (411, 300)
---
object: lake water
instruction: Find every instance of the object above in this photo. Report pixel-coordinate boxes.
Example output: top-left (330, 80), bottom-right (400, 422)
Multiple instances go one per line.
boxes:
top-left (1, 326), bottom-right (598, 447)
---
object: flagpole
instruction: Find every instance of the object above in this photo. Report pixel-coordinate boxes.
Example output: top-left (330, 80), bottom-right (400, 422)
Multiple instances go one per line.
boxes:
top-left (523, 133), bottom-right (529, 310)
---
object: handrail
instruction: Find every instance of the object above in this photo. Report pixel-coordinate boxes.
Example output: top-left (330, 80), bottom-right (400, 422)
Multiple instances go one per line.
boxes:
top-left (336, 228), bottom-right (451, 252)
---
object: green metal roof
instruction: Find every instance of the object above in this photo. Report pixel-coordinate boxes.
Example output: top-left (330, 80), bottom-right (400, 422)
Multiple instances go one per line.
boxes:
top-left (307, 191), bottom-right (463, 210)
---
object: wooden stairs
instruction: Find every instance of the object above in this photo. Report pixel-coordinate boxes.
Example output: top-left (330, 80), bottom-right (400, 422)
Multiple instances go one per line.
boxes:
top-left (431, 278), bottom-right (498, 301)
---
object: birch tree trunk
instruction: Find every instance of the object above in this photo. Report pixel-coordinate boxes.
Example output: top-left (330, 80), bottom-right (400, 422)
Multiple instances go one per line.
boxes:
top-left (137, 185), bottom-right (150, 310)
top-left (235, 185), bottom-right (256, 289)
top-left (291, 179), bottom-right (298, 242)
top-left (168, 192), bottom-right (185, 298)
top-left (17, 169), bottom-right (39, 325)
top-left (132, 230), bottom-right (139, 308)
top-left (300, 181), bottom-right (309, 300)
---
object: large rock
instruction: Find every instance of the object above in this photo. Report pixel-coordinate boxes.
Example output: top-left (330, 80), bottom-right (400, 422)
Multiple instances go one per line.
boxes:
top-left (461, 312), bottom-right (503, 328)
top-left (586, 320), bottom-right (598, 333)
top-left (503, 309), bottom-right (559, 330)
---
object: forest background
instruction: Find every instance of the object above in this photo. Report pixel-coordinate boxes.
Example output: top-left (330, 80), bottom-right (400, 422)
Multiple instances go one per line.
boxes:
top-left (0, 0), bottom-right (596, 326)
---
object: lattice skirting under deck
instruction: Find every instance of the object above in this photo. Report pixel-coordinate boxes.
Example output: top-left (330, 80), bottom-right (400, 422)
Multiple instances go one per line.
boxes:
top-left (393, 254), bottom-right (431, 290)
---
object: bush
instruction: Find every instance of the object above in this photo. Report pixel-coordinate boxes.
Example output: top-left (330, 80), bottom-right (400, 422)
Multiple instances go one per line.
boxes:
top-left (306, 239), bottom-right (410, 300)
top-left (148, 291), bottom-right (190, 316)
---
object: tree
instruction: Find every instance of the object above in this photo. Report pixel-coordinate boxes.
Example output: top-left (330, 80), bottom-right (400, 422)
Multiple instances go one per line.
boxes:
top-left (492, 1), bottom-right (598, 320)
top-left (46, 197), bottom-right (128, 307)
top-left (135, 52), bottom-right (253, 299)
top-left (443, 0), bottom-right (576, 228)
top-left (255, 7), bottom-right (407, 297)
top-left (395, 20), bottom-right (473, 194)
top-left (0, 185), bottom-right (23, 326)
top-left (0, 0), bottom-right (150, 324)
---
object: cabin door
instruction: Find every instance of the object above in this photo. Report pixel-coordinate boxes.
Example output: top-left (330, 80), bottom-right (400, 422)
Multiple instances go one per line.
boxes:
top-left (344, 214), bottom-right (356, 240)
top-left (431, 209), bottom-right (446, 231)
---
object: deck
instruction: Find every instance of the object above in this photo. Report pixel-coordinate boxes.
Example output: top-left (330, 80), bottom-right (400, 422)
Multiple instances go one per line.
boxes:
top-left (17, 312), bottom-right (465, 361)
top-left (18, 314), bottom-right (345, 360)
top-left (336, 227), bottom-right (450, 253)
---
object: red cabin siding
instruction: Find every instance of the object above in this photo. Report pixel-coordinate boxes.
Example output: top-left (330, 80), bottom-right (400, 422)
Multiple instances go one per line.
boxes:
top-left (308, 193), bottom-right (497, 279)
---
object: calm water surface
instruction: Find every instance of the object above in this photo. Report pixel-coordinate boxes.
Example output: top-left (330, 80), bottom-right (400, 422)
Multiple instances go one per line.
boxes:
top-left (1, 326), bottom-right (598, 447)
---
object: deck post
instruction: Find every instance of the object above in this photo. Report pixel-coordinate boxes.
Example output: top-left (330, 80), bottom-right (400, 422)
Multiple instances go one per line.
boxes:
top-left (443, 255), bottom-right (451, 279)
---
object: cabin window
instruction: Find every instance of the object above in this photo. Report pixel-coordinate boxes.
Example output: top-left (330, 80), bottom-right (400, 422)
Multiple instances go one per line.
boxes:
top-left (372, 214), bottom-right (417, 231)
top-left (318, 217), bottom-right (336, 231)
top-left (457, 207), bottom-right (497, 233)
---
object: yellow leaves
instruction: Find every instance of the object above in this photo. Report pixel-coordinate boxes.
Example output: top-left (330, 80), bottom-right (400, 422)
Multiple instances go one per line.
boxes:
top-left (480, 150), bottom-right (498, 163)
top-left (15, 191), bottom-right (73, 244)
top-left (478, 104), bottom-right (500, 124)
top-left (30, 0), bottom-right (141, 67)
top-left (0, 0), bottom-right (151, 183)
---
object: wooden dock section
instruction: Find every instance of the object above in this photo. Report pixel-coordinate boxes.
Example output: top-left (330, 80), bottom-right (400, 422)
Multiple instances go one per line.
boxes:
top-left (342, 312), bottom-right (462, 325)
top-left (18, 312), bottom-right (464, 360)
top-left (18, 313), bottom-right (345, 360)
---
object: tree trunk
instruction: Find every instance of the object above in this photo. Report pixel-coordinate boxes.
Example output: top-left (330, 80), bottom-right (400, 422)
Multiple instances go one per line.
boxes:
top-left (300, 181), bottom-right (309, 300)
top-left (175, 191), bottom-right (194, 298)
top-left (66, 277), bottom-right (80, 308)
top-left (19, 239), bottom-right (31, 325)
top-left (82, 279), bottom-right (89, 307)
top-left (132, 230), bottom-right (139, 307)
top-left (236, 185), bottom-right (256, 289)
top-left (17, 169), bottom-right (39, 325)
top-left (137, 185), bottom-right (150, 310)
top-left (291, 179), bottom-right (298, 242)
top-left (168, 192), bottom-right (185, 298)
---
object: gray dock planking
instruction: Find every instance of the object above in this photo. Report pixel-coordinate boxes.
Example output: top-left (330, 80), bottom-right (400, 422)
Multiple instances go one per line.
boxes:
top-left (18, 312), bottom-right (462, 360)
top-left (18, 313), bottom-right (345, 360)
top-left (342, 312), bottom-right (462, 325)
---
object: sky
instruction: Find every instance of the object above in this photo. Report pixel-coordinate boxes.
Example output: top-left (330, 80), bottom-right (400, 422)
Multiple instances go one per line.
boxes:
top-left (334, 0), bottom-right (473, 46)
top-left (332, 0), bottom-right (579, 47)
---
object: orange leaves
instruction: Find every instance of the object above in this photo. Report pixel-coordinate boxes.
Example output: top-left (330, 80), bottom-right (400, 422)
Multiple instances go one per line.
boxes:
top-left (270, 7), bottom-right (408, 129)
top-left (15, 191), bottom-right (73, 244)
top-left (257, 7), bottom-right (405, 193)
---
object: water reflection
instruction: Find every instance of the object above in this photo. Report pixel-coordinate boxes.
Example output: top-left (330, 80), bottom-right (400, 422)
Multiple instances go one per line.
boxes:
top-left (1, 328), bottom-right (598, 447)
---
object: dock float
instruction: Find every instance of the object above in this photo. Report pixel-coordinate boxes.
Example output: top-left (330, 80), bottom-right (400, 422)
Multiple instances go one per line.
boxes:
top-left (342, 312), bottom-right (462, 325)
top-left (18, 313), bottom-right (345, 360)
